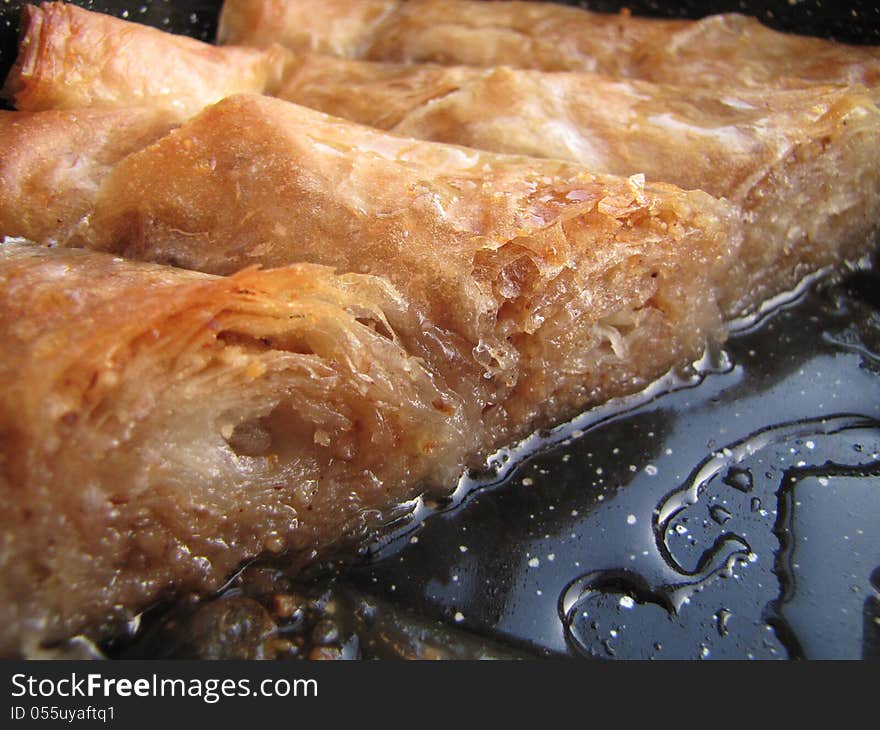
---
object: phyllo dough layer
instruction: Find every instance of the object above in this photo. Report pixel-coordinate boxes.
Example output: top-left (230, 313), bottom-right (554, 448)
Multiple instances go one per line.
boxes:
top-left (276, 56), bottom-right (880, 315)
top-left (2, 2), bottom-right (291, 117)
top-left (5, 4), bottom-right (875, 319)
top-left (217, 0), bottom-right (880, 89)
top-left (0, 108), bottom-right (178, 245)
top-left (0, 242), bottom-right (466, 655)
top-left (72, 93), bottom-right (737, 447)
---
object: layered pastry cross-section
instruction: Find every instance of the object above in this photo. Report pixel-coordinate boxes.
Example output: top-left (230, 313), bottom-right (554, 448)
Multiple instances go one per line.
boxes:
top-left (71, 94), bottom-right (738, 447)
top-left (5, 5), bottom-right (877, 318)
top-left (0, 242), bottom-right (467, 655)
top-left (275, 56), bottom-right (880, 315)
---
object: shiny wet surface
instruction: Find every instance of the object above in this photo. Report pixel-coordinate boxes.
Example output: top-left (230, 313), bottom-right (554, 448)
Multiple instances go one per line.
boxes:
top-left (339, 263), bottom-right (880, 659)
top-left (110, 260), bottom-right (880, 661)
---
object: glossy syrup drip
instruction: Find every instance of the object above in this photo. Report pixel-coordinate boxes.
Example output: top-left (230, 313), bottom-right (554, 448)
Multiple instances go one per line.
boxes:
top-left (340, 259), bottom-right (880, 661)
top-left (362, 339), bottom-right (738, 559)
top-left (559, 416), bottom-right (880, 659)
top-left (94, 256), bottom-right (880, 660)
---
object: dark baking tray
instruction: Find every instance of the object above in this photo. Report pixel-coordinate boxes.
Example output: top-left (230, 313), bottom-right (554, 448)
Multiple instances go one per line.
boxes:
top-left (1, 0), bottom-right (878, 660)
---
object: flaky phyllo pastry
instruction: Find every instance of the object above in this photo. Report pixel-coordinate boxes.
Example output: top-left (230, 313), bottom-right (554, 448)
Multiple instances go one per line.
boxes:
top-left (273, 58), bottom-right (880, 316)
top-left (217, 0), bottom-right (880, 89)
top-left (0, 93), bottom-right (738, 652)
top-left (62, 94), bottom-right (741, 442)
top-left (0, 244), bottom-right (467, 654)
top-left (5, 3), bottom-right (879, 317)
top-left (0, 108), bottom-right (179, 245)
top-left (0, 1), bottom-right (878, 655)
top-left (2, 1), bottom-right (290, 117)
top-left (0, 148), bottom-right (733, 651)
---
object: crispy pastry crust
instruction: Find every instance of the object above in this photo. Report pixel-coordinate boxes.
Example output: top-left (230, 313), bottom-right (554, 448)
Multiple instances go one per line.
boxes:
top-left (277, 56), bottom-right (880, 315)
top-left (0, 93), bottom-right (740, 653)
top-left (0, 242), bottom-right (467, 656)
top-left (0, 108), bottom-right (178, 244)
top-left (218, 0), bottom-right (880, 89)
top-left (218, 0), bottom-right (398, 56)
top-left (71, 94), bottom-right (737, 447)
top-left (2, 2), bottom-right (291, 117)
top-left (6, 1), bottom-right (874, 654)
top-left (0, 90), bottom-right (735, 646)
top-left (3, 4), bottom-right (874, 318)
